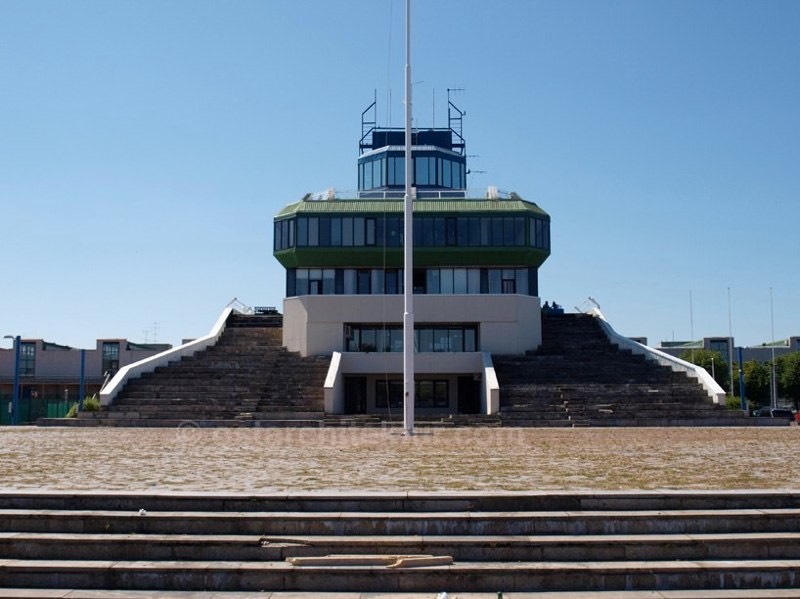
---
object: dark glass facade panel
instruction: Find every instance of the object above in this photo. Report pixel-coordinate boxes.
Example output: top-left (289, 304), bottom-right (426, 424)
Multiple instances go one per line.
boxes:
top-left (280, 214), bottom-right (549, 250)
top-left (345, 324), bottom-right (479, 353)
top-left (358, 152), bottom-right (466, 191)
top-left (287, 267), bottom-right (536, 297)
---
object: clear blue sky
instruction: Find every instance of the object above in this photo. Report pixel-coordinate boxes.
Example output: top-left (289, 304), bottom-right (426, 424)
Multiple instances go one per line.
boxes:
top-left (1, 0), bottom-right (798, 350)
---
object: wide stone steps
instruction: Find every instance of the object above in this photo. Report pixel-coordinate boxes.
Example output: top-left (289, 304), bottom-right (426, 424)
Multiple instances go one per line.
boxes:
top-left (6, 509), bottom-right (800, 536)
top-left (2, 558), bottom-right (799, 593)
top-left (81, 313), bottom-right (331, 426)
top-left (3, 532), bottom-right (799, 562)
top-left (2, 590), bottom-right (800, 599)
top-left (0, 491), bottom-right (798, 594)
top-left (494, 313), bottom-right (746, 427)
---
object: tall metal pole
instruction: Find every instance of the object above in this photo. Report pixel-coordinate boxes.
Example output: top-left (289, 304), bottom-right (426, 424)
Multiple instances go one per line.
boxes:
top-left (689, 290), bottom-right (695, 363)
top-left (402, 0), bottom-right (415, 435)
top-left (738, 346), bottom-right (747, 412)
top-left (770, 287), bottom-right (777, 409)
top-left (11, 336), bottom-right (20, 426)
top-left (727, 287), bottom-right (734, 397)
top-left (79, 349), bottom-right (86, 411)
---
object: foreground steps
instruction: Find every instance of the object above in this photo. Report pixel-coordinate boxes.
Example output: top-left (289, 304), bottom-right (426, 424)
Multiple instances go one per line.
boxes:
top-left (0, 491), bottom-right (798, 595)
top-left (2, 591), bottom-right (800, 598)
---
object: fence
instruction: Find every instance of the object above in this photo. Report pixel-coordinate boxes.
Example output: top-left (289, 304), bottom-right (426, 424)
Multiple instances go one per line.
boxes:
top-left (0, 395), bottom-right (71, 425)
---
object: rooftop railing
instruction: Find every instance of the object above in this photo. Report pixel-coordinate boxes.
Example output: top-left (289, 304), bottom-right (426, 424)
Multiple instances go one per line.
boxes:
top-left (305, 187), bottom-right (522, 201)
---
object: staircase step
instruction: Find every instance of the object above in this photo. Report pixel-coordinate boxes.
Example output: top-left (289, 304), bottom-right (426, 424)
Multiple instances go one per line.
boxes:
top-left (1, 558), bottom-right (798, 593)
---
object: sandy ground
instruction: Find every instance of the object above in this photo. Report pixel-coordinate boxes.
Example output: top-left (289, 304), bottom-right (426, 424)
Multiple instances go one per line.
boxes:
top-left (0, 426), bottom-right (797, 492)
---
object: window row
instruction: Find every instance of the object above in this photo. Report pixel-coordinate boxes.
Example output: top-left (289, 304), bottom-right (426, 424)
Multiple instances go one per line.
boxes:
top-left (274, 215), bottom-right (550, 251)
top-left (287, 267), bottom-right (537, 296)
top-left (359, 154), bottom-right (466, 191)
top-left (345, 324), bottom-right (478, 353)
top-left (376, 379), bottom-right (449, 409)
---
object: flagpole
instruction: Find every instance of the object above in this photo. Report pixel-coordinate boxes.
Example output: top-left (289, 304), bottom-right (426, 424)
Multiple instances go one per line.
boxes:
top-left (402, 0), bottom-right (415, 435)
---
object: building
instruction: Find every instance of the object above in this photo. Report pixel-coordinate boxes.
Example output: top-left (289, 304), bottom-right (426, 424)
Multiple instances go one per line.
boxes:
top-left (272, 100), bottom-right (551, 415)
top-left (658, 336), bottom-right (800, 364)
top-left (0, 338), bottom-right (170, 424)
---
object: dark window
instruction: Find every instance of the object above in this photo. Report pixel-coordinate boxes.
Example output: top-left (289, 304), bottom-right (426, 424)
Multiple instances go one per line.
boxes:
top-left (480, 218), bottom-right (491, 246)
top-left (297, 217), bottom-right (308, 246)
top-left (442, 159), bottom-right (452, 188)
top-left (365, 218), bottom-right (376, 246)
top-left (19, 342), bottom-right (35, 376)
top-left (357, 269), bottom-right (371, 294)
top-left (385, 269), bottom-right (399, 294)
top-left (434, 217), bottom-right (445, 246)
top-left (491, 218), bottom-right (503, 246)
top-left (376, 380), bottom-right (403, 409)
top-left (422, 218), bottom-right (434, 246)
top-left (330, 217), bottom-right (342, 246)
top-left (514, 217), bottom-right (525, 246)
top-left (318, 217), bottom-right (331, 246)
top-left (334, 270), bottom-right (344, 294)
top-left (296, 269), bottom-right (309, 295)
top-left (416, 380), bottom-right (449, 408)
top-left (308, 217), bottom-right (319, 246)
top-left (342, 217), bottom-right (353, 246)
top-left (375, 216), bottom-right (385, 246)
top-left (456, 217), bottom-right (469, 246)
top-left (502, 269), bottom-right (516, 294)
top-left (102, 342), bottom-right (120, 375)
top-left (387, 217), bottom-right (403, 246)
top-left (354, 218), bottom-right (365, 245)
top-left (446, 218), bottom-right (458, 246)
top-left (468, 217), bottom-right (480, 246)
top-left (503, 217), bottom-right (515, 246)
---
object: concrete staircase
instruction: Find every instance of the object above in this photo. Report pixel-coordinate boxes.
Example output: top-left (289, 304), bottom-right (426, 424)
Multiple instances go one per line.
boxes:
top-left (494, 313), bottom-right (747, 427)
top-left (73, 313), bottom-right (329, 427)
top-left (0, 491), bottom-right (798, 596)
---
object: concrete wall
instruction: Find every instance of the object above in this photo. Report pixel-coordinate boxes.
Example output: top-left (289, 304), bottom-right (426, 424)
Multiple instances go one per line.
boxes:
top-left (283, 294), bottom-right (542, 357)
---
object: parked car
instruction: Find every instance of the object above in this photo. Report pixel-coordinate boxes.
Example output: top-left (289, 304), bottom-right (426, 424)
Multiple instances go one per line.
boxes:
top-left (752, 406), bottom-right (794, 420)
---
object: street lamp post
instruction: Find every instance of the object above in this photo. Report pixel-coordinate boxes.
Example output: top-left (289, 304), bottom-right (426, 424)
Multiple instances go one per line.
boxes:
top-left (3, 336), bottom-right (21, 426)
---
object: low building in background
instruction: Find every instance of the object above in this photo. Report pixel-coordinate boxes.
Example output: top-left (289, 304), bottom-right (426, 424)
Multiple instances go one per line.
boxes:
top-left (0, 339), bottom-right (171, 424)
top-left (658, 336), bottom-right (800, 364)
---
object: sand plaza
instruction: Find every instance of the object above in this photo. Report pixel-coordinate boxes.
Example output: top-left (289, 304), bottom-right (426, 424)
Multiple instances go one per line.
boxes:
top-left (1, 426), bottom-right (797, 492)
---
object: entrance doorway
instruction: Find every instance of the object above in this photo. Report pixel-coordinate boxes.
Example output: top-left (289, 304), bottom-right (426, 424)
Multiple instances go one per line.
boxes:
top-left (458, 376), bottom-right (480, 414)
top-left (344, 377), bottom-right (367, 414)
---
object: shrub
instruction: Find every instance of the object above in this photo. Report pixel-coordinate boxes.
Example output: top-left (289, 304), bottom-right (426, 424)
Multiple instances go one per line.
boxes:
top-left (82, 396), bottom-right (101, 412)
top-left (65, 402), bottom-right (79, 418)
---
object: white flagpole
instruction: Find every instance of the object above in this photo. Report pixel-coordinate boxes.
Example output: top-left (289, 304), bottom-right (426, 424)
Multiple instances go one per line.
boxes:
top-left (402, 0), bottom-right (415, 435)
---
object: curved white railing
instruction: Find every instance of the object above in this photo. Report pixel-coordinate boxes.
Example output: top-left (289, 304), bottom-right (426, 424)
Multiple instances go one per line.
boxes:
top-left (99, 303), bottom-right (239, 407)
top-left (589, 308), bottom-right (726, 405)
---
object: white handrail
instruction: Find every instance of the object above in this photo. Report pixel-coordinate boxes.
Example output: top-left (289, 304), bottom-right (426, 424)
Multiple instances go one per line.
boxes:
top-left (98, 305), bottom-right (235, 407)
top-left (589, 308), bottom-right (726, 404)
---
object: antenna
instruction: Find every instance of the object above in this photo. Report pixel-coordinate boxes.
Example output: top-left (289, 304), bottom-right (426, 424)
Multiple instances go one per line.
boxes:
top-left (447, 87), bottom-right (466, 155)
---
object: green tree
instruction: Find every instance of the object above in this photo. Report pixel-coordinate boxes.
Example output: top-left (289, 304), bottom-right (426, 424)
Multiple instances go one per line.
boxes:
top-left (679, 349), bottom-right (728, 391)
top-left (743, 360), bottom-right (771, 405)
top-left (777, 352), bottom-right (800, 409)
